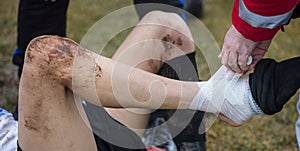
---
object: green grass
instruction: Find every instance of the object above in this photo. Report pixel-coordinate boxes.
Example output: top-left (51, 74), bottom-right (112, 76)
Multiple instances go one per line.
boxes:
top-left (0, 0), bottom-right (299, 150)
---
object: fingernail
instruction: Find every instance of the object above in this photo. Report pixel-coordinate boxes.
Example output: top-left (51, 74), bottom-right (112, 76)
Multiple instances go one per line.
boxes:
top-left (247, 56), bottom-right (252, 65)
top-left (218, 53), bottom-right (222, 58)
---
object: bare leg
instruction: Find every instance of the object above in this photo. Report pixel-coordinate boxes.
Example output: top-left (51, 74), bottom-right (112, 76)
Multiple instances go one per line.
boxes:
top-left (18, 37), bottom-right (98, 151)
top-left (18, 35), bottom-right (198, 150)
top-left (20, 11), bottom-right (267, 150)
top-left (20, 31), bottom-right (292, 150)
top-left (105, 11), bottom-right (195, 134)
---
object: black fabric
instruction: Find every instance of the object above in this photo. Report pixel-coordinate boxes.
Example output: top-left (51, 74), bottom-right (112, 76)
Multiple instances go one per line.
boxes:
top-left (17, 141), bottom-right (22, 151)
top-left (184, 0), bottom-right (203, 18)
top-left (93, 133), bottom-right (146, 151)
top-left (133, 0), bottom-right (183, 19)
top-left (17, 0), bottom-right (69, 76)
top-left (157, 52), bottom-right (199, 80)
top-left (292, 4), bottom-right (300, 19)
top-left (249, 57), bottom-right (300, 115)
top-left (283, 4), bottom-right (300, 29)
top-left (13, 0), bottom-right (69, 120)
top-left (147, 52), bottom-right (206, 150)
top-left (84, 102), bottom-right (146, 150)
top-left (13, 102), bottom-right (18, 121)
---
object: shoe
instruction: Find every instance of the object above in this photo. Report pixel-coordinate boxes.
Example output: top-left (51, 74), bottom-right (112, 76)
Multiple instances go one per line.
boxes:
top-left (144, 117), bottom-right (177, 151)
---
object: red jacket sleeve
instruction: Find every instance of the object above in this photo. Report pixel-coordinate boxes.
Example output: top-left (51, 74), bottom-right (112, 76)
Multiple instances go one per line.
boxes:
top-left (232, 0), bottom-right (299, 42)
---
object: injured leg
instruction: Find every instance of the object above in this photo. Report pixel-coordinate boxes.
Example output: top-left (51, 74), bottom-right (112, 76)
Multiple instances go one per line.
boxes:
top-left (20, 35), bottom-right (298, 150)
top-left (19, 35), bottom-right (200, 150)
top-left (19, 36), bottom-right (98, 151)
top-left (105, 10), bottom-right (196, 135)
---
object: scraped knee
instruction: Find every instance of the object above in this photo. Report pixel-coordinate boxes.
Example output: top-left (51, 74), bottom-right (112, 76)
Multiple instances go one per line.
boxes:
top-left (141, 11), bottom-right (194, 54)
top-left (24, 35), bottom-right (79, 84)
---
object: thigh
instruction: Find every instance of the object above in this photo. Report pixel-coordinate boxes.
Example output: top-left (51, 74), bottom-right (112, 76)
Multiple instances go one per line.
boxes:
top-left (18, 37), bottom-right (97, 151)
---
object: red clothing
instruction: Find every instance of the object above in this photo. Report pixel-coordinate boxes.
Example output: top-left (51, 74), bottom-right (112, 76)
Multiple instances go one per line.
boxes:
top-left (232, 0), bottom-right (299, 42)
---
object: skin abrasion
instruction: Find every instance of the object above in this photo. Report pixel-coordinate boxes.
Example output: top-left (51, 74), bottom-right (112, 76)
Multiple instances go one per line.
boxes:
top-left (25, 35), bottom-right (104, 87)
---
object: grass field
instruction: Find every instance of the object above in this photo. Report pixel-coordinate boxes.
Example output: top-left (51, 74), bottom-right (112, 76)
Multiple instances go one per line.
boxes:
top-left (1, 0), bottom-right (299, 150)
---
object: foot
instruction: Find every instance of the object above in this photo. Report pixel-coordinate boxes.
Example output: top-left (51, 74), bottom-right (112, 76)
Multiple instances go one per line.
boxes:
top-left (190, 66), bottom-right (264, 126)
top-left (221, 74), bottom-right (264, 125)
top-left (143, 117), bottom-right (177, 151)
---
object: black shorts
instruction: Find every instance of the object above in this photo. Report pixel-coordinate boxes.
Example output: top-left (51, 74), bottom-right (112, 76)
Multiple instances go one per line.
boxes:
top-left (84, 102), bottom-right (147, 151)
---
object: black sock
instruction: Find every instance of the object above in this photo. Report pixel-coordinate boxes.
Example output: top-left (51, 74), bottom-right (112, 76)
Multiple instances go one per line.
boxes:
top-left (249, 57), bottom-right (300, 115)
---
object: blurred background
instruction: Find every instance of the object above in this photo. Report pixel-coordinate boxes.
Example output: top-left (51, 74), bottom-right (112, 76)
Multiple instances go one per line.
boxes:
top-left (1, 0), bottom-right (299, 150)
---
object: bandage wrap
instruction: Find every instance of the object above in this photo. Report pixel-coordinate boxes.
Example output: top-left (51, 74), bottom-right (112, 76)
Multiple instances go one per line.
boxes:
top-left (190, 66), bottom-right (264, 124)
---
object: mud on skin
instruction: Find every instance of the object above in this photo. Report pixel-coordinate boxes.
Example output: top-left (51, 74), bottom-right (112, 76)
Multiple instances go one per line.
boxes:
top-left (23, 35), bottom-right (104, 139)
top-left (161, 34), bottom-right (184, 51)
top-left (25, 35), bottom-right (103, 86)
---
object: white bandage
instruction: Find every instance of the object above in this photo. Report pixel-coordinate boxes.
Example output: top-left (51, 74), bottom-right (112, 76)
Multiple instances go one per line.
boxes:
top-left (189, 66), bottom-right (264, 124)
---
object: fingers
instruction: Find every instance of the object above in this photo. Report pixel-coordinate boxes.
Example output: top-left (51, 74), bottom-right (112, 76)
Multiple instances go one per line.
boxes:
top-left (219, 48), bottom-right (250, 73)
top-left (219, 25), bottom-right (259, 73)
top-left (248, 47), bottom-right (268, 70)
top-left (238, 53), bottom-right (251, 71)
top-left (248, 54), bottom-right (262, 71)
top-left (232, 51), bottom-right (247, 73)
top-left (219, 48), bottom-right (229, 69)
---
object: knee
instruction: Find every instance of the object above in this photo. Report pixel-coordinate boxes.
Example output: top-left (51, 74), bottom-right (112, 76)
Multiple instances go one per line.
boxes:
top-left (24, 36), bottom-right (51, 73)
top-left (26, 35), bottom-right (76, 66)
top-left (141, 11), bottom-right (194, 54)
top-left (24, 35), bottom-right (76, 83)
top-left (141, 11), bottom-right (184, 30)
top-left (142, 11), bottom-right (175, 20)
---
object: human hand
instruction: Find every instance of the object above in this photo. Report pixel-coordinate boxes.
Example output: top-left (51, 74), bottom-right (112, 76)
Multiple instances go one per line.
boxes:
top-left (218, 25), bottom-right (271, 73)
top-left (247, 40), bottom-right (271, 71)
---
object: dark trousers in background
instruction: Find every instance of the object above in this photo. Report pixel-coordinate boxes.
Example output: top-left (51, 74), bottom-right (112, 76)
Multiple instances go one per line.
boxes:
top-left (13, 0), bottom-right (69, 120)
top-left (15, 0), bottom-right (69, 77)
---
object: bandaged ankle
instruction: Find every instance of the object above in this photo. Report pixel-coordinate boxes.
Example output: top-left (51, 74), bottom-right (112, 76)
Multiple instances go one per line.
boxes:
top-left (222, 74), bottom-right (264, 124)
top-left (189, 66), bottom-right (264, 124)
top-left (189, 66), bottom-right (227, 113)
